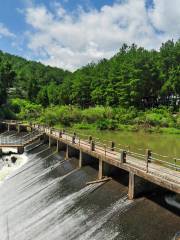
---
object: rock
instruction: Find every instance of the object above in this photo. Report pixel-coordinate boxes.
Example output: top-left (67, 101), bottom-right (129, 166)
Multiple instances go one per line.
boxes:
top-left (11, 156), bottom-right (17, 163)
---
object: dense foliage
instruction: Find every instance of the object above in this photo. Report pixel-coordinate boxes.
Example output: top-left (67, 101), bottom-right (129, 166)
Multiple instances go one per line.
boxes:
top-left (0, 39), bottom-right (180, 110)
top-left (10, 98), bottom-right (180, 133)
top-left (0, 40), bottom-right (179, 132)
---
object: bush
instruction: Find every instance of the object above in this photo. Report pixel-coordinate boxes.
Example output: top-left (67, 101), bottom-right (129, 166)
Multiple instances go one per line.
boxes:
top-left (96, 119), bottom-right (118, 130)
top-left (10, 98), bottom-right (42, 120)
top-left (40, 105), bottom-right (82, 126)
top-left (144, 107), bottom-right (175, 127)
top-left (82, 106), bottom-right (106, 123)
top-left (114, 107), bottom-right (138, 124)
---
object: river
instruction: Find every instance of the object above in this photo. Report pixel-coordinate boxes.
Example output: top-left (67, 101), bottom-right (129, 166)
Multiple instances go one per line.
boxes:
top-left (68, 129), bottom-right (180, 161)
top-left (0, 130), bottom-right (179, 240)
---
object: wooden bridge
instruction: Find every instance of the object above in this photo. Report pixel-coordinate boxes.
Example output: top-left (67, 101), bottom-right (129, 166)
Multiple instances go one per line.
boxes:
top-left (0, 120), bottom-right (180, 199)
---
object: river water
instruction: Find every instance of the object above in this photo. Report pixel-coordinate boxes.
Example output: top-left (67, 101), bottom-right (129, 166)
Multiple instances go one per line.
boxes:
top-left (68, 129), bottom-right (180, 163)
top-left (0, 131), bottom-right (180, 240)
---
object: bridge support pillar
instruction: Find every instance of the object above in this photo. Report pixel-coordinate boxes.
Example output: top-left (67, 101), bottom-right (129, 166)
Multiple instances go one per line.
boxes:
top-left (56, 140), bottom-right (59, 152)
top-left (128, 172), bottom-right (157, 200)
top-left (79, 149), bottom-right (82, 168)
top-left (49, 136), bottom-right (52, 147)
top-left (128, 172), bottom-right (135, 200)
top-left (0, 148), bottom-right (2, 157)
top-left (98, 159), bottom-right (103, 180)
top-left (17, 146), bottom-right (24, 154)
top-left (17, 125), bottom-right (21, 133)
top-left (65, 145), bottom-right (69, 160)
top-left (7, 124), bottom-right (10, 132)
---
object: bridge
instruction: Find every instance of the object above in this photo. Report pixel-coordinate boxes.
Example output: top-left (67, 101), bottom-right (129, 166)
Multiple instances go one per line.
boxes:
top-left (0, 121), bottom-right (43, 153)
top-left (0, 120), bottom-right (180, 199)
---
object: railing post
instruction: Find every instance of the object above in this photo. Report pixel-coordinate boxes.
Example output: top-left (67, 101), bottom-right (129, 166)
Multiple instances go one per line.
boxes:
top-left (146, 149), bottom-right (151, 173)
top-left (89, 136), bottom-right (92, 144)
top-left (72, 134), bottom-right (76, 144)
top-left (111, 141), bottom-right (115, 151)
top-left (91, 140), bottom-right (95, 151)
top-left (120, 150), bottom-right (126, 163)
top-left (104, 145), bottom-right (107, 158)
top-left (59, 131), bottom-right (62, 138)
top-left (174, 158), bottom-right (177, 171)
top-left (50, 128), bottom-right (52, 135)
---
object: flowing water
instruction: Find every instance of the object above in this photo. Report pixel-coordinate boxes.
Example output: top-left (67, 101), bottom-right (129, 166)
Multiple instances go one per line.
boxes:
top-left (0, 131), bottom-right (180, 240)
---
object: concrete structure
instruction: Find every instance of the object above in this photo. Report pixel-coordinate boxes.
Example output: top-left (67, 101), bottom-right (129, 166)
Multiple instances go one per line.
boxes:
top-left (1, 121), bottom-right (180, 199)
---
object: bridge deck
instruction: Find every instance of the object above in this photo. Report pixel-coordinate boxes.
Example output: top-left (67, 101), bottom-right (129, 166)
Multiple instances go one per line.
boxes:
top-left (43, 128), bottom-right (180, 194)
top-left (1, 122), bottom-right (180, 194)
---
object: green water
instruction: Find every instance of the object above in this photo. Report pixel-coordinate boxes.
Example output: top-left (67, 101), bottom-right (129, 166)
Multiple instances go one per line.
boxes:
top-left (70, 129), bottom-right (180, 161)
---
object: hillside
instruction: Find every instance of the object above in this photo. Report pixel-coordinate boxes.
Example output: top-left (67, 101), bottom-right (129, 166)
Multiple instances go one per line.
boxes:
top-left (0, 39), bottom-right (180, 109)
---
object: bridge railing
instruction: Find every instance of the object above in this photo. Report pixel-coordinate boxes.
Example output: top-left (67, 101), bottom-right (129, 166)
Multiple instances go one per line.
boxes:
top-left (29, 124), bottom-right (180, 175)
top-left (0, 129), bottom-right (42, 146)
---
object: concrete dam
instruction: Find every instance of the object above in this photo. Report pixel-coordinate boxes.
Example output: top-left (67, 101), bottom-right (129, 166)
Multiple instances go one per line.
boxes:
top-left (0, 121), bottom-right (179, 240)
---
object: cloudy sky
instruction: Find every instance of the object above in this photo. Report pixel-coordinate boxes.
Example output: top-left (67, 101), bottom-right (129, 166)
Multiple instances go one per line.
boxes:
top-left (0, 0), bottom-right (179, 71)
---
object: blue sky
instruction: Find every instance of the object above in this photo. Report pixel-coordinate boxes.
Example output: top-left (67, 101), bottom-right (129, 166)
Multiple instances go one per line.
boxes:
top-left (0, 0), bottom-right (179, 70)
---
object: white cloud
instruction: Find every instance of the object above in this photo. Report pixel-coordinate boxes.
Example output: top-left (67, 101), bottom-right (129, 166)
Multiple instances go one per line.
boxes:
top-left (0, 23), bottom-right (15, 38)
top-left (149, 0), bottom-right (180, 39)
top-left (24, 0), bottom-right (180, 71)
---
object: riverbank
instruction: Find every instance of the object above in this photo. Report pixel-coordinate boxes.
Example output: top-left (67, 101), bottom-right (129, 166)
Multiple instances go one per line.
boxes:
top-left (9, 99), bottom-right (180, 134)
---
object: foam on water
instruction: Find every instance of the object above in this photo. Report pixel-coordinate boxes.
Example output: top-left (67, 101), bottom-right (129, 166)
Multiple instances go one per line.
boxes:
top-left (165, 194), bottom-right (180, 210)
top-left (31, 195), bottom-right (134, 240)
top-left (0, 154), bottom-right (28, 184)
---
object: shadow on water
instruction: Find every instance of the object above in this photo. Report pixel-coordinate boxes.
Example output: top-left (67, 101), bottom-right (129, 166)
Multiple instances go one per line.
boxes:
top-left (0, 140), bottom-right (179, 240)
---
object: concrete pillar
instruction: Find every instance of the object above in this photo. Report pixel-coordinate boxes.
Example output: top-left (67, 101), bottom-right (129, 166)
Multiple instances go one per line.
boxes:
top-left (128, 172), bottom-right (135, 200)
top-left (17, 125), bottom-right (21, 133)
top-left (128, 171), bottom-right (156, 200)
top-left (49, 136), bottom-right (52, 147)
top-left (65, 145), bottom-right (69, 160)
top-left (17, 146), bottom-right (24, 154)
top-left (57, 140), bottom-right (59, 152)
top-left (7, 124), bottom-right (10, 132)
top-left (0, 148), bottom-right (2, 157)
top-left (98, 159), bottom-right (103, 180)
top-left (79, 149), bottom-right (82, 168)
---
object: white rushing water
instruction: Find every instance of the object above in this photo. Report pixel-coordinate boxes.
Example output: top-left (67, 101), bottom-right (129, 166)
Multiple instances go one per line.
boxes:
top-left (0, 134), bottom-right (179, 240)
top-left (0, 154), bottom-right (29, 184)
top-left (165, 194), bottom-right (180, 210)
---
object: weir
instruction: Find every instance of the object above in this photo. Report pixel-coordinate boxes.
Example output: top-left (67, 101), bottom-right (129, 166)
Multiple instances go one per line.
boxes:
top-left (0, 120), bottom-right (180, 200)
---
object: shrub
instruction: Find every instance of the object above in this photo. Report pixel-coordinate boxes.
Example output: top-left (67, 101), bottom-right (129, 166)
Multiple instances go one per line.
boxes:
top-left (96, 119), bottom-right (118, 130)
top-left (82, 106), bottom-right (105, 123)
top-left (10, 98), bottom-right (42, 120)
top-left (40, 105), bottom-right (82, 126)
top-left (114, 107), bottom-right (138, 124)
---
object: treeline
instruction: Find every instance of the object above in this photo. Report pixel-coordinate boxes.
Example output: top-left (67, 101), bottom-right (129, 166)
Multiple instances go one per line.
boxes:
top-left (0, 39), bottom-right (180, 110)
top-left (0, 50), bottom-right (70, 103)
top-left (38, 40), bottom-right (180, 109)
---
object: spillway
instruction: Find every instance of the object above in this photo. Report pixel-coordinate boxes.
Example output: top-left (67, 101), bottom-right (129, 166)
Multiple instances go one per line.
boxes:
top-left (0, 135), bottom-right (180, 240)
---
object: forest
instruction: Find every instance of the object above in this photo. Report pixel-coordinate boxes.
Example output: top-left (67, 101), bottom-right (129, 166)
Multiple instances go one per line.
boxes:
top-left (0, 39), bottom-right (179, 132)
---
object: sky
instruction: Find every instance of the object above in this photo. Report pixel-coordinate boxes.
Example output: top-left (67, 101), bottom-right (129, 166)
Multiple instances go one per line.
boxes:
top-left (0, 0), bottom-right (179, 71)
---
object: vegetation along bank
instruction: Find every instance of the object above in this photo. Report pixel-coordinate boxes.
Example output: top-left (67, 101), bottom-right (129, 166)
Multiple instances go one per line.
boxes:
top-left (0, 40), bottom-right (179, 133)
